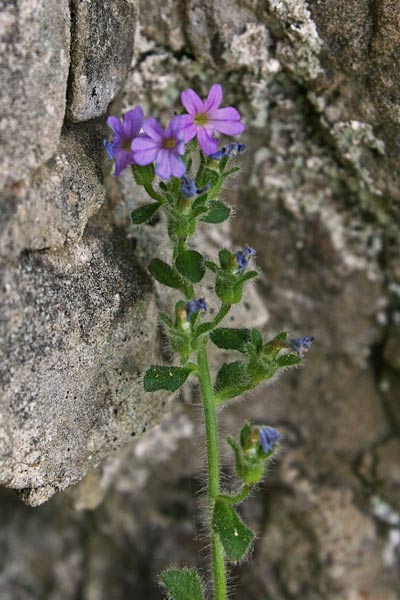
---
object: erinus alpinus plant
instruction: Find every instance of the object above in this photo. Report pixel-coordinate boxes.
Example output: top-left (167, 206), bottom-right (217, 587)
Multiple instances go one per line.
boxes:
top-left (104, 83), bottom-right (313, 600)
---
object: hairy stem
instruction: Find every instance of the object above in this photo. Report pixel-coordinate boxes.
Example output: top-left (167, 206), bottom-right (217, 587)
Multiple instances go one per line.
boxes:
top-left (197, 344), bottom-right (227, 600)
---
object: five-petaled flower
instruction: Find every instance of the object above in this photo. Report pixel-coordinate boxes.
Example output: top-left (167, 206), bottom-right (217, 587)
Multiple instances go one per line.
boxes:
top-left (132, 116), bottom-right (186, 180)
top-left (236, 246), bottom-right (256, 273)
top-left (105, 107), bottom-right (144, 177)
top-left (259, 426), bottom-right (283, 454)
top-left (179, 84), bottom-right (245, 155)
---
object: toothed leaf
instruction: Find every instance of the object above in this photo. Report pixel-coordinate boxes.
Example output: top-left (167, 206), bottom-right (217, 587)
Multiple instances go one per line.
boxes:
top-left (201, 201), bottom-right (230, 224)
top-left (213, 498), bottom-right (255, 562)
top-left (131, 202), bottom-right (162, 224)
top-left (149, 259), bottom-right (184, 290)
top-left (175, 250), bottom-right (206, 283)
top-left (159, 568), bottom-right (204, 600)
top-left (276, 354), bottom-right (301, 368)
top-left (144, 366), bottom-right (192, 392)
top-left (210, 328), bottom-right (253, 353)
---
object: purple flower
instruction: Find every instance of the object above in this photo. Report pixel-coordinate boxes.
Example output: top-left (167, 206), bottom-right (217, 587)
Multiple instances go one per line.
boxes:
top-left (289, 336), bottom-right (314, 358)
top-left (179, 84), bottom-right (245, 156)
top-left (209, 143), bottom-right (247, 160)
top-left (259, 426), bottom-right (283, 454)
top-left (132, 116), bottom-right (186, 180)
top-left (236, 245), bottom-right (256, 273)
top-left (181, 175), bottom-right (211, 198)
top-left (105, 107), bottom-right (144, 177)
top-left (185, 298), bottom-right (207, 319)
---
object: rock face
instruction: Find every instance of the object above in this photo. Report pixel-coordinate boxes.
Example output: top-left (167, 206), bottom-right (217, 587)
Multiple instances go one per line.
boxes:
top-left (0, 0), bottom-right (399, 599)
top-left (0, 0), bottom-right (70, 188)
top-left (67, 0), bottom-right (138, 122)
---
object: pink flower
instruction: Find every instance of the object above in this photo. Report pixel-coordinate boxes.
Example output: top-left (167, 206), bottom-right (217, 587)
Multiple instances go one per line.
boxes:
top-left (105, 107), bottom-right (144, 176)
top-left (132, 116), bottom-right (186, 180)
top-left (179, 84), bottom-right (245, 155)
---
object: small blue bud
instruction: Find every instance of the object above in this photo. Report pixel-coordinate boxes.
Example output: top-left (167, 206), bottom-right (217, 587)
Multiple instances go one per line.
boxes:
top-left (209, 143), bottom-right (247, 160)
top-left (103, 139), bottom-right (115, 160)
top-left (185, 298), bottom-right (207, 319)
top-left (259, 426), bottom-right (283, 454)
top-left (181, 175), bottom-right (197, 198)
top-left (181, 176), bottom-right (211, 198)
top-left (236, 245), bottom-right (256, 273)
top-left (289, 336), bottom-right (314, 358)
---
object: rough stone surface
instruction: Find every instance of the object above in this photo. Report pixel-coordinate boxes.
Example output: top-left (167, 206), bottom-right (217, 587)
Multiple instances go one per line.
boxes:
top-left (0, 0), bottom-right (70, 188)
top-left (0, 217), bottom-right (168, 505)
top-left (67, 0), bottom-right (138, 122)
top-left (0, 120), bottom-right (106, 258)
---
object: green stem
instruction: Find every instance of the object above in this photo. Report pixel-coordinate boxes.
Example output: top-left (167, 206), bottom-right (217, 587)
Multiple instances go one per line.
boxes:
top-left (197, 344), bottom-right (227, 600)
top-left (212, 304), bottom-right (231, 327)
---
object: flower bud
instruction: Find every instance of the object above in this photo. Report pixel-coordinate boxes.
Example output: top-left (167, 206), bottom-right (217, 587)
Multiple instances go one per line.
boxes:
top-left (215, 273), bottom-right (243, 304)
top-left (228, 422), bottom-right (283, 484)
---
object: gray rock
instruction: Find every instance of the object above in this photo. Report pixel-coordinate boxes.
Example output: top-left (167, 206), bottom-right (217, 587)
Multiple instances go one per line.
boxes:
top-left (67, 0), bottom-right (137, 122)
top-left (0, 220), bottom-right (168, 505)
top-left (0, 119), bottom-right (106, 258)
top-left (0, 0), bottom-right (70, 188)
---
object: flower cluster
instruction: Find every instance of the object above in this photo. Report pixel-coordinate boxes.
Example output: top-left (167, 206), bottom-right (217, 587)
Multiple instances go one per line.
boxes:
top-left (104, 84), bottom-right (245, 180)
top-left (110, 83), bottom-right (315, 599)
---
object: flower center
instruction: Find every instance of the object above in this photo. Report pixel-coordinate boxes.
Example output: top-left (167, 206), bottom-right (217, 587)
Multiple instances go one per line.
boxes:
top-left (122, 139), bottom-right (132, 151)
top-left (194, 113), bottom-right (209, 126)
top-left (163, 137), bottom-right (177, 149)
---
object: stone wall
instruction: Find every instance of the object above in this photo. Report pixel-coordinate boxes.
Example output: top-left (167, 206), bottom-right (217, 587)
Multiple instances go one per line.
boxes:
top-left (0, 1), bottom-right (399, 598)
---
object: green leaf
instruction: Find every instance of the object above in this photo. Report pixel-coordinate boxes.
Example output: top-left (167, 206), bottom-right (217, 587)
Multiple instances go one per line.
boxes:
top-left (131, 202), bottom-right (162, 224)
top-left (149, 259), bottom-right (184, 290)
top-left (191, 194), bottom-right (208, 217)
top-left (219, 155), bottom-right (229, 173)
top-left (223, 166), bottom-right (241, 178)
top-left (194, 321), bottom-right (216, 337)
top-left (205, 260), bottom-right (218, 273)
top-left (251, 329), bottom-right (263, 353)
top-left (219, 249), bottom-right (232, 269)
top-left (213, 498), bottom-right (255, 562)
top-left (201, 201), bottom-right (231, 224)
top-left (214, 361), bottom-right (251, 402)
top-left (210, 328), bottom-right (252, 353)
top-left (159, 568), bottom-right (204, 600)
top-left (196, 167), bottom-right (219, 190)
top-left (276, 354), bottom-right (301, 368)
top-left (132, 164), bottom-right (163, 201)
top-left (175, 250), bottom-right (205, 283)
top-left (132, 163), bottom-right (155, 186)
top-left (240, 421), bottom-right (252, 447)
top-left (272, 331), bottom-right (288, 341)
top-left (144, 366), bottom-right (192, 392)
top-left (240, 270), bottom-right (258, 282)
